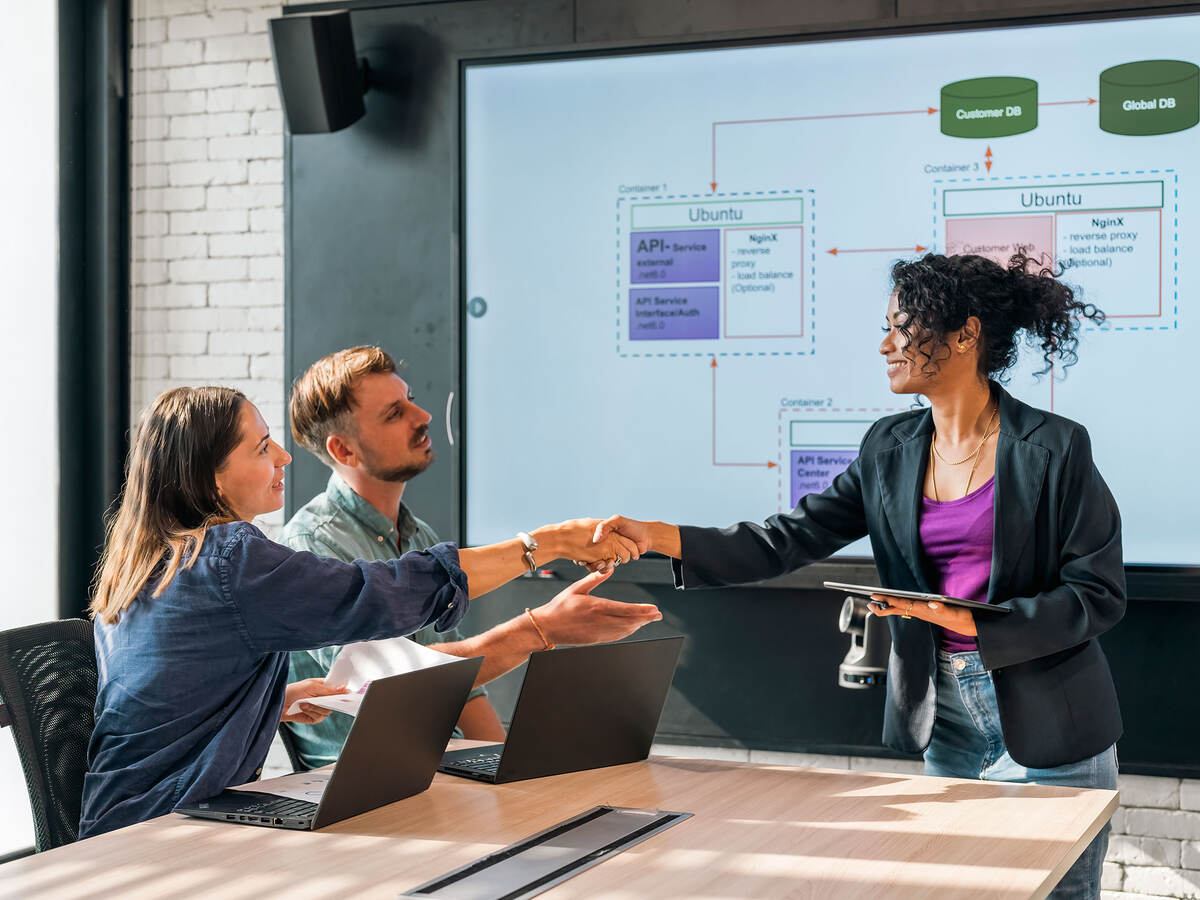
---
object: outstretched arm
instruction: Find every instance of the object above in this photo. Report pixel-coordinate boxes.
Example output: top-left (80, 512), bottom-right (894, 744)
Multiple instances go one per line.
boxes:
top-left (427, 569), bottom-right (661, 686)
top-left (458, 518), bottom-right (642, 598)
top-left (593, 445), bottom-right (870, 588)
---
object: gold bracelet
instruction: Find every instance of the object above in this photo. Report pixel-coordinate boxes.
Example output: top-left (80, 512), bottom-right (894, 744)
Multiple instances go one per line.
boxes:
top-left (524, 608), bottom-right (555, 650)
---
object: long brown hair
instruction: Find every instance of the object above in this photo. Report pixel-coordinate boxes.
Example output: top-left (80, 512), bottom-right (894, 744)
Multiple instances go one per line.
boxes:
top-left (90, 386), bottom-right (247, 624)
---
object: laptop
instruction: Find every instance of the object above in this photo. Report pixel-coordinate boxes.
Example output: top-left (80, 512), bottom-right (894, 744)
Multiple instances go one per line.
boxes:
top-left (175, 655), bottom-right (482, 830)
top-left (439, 635), bottom-right (683, 784)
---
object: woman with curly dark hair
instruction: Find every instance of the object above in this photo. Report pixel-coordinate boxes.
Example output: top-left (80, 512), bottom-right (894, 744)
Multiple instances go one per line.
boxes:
top-left (598, 252), bottom-right (1123, 899)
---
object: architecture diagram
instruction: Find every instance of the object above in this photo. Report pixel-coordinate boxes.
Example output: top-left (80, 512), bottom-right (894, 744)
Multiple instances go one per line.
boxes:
top-left (464, 18), bottom-right (1199, 562)
top-left (614, 59), bottom-right (1191, 514)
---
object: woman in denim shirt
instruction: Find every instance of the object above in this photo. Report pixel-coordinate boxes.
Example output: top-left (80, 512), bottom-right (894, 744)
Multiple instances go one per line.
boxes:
top-left (80, 386), bottom-right (655, 838)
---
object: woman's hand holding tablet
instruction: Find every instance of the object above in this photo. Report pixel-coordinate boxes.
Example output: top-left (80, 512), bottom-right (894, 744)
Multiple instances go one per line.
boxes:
top-left (823, 581), bottom-right (1012, 636)
top-left (866, 592), bottom-right (978, 635)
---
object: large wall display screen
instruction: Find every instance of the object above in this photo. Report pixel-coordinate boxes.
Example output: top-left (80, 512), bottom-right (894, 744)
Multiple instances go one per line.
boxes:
top-left (464, 14), bottom-right (1198, 565)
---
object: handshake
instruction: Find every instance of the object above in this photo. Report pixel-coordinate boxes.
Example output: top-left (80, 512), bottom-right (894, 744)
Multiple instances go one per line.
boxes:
top-left (530, 515), bottom-right (669, 574)
top-left (517, 514), bottom-right (677, 647)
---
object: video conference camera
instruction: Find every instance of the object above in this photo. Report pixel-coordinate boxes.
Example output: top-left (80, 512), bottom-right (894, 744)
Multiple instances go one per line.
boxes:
top-left (837, 596), bottom-right (891, 689)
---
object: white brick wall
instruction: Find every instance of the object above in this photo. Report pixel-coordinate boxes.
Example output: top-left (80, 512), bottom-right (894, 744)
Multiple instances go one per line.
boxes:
top-left (131, 5), bottom-right (1200, 893)
top-left (130, 0), bottom-right (284, 534)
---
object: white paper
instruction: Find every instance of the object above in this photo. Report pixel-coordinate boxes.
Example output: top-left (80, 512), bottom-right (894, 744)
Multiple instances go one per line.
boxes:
top-left (326, 636), bottom-right (460, 690)
top-left (262, 771), bottom-right (331, 803)
top-left (286, 692), bottom-right (364, 717)
top-left (285, 637), bottom-right (461, 716)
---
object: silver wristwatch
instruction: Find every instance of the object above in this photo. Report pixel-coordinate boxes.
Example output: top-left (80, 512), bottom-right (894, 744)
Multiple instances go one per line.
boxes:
top-left (515, 531), bottom-right (538, 572)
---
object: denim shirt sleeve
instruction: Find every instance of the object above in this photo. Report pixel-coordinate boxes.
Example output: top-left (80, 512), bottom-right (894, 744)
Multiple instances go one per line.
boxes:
top-left (218, 526), bottom-right (469, 654)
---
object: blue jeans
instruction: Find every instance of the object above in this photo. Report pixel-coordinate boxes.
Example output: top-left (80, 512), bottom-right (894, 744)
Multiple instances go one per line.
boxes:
top-left (924, 650), bottom-right (1117, 900)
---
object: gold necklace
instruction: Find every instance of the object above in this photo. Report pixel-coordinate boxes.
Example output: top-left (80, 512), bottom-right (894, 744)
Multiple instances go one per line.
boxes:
top-left (930, 408), bottom-right (999, 502)
top-left (931, 407), bottom-right (998, 465)
top-left (962, 419), bottom-right (998, 497)
top-left (930, 440), bottom-right (940, 502)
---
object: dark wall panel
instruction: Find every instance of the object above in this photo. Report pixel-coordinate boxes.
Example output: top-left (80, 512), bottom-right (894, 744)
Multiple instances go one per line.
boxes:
top-left (897, 0), bottom-right (1184, 17)
top-left (285, 0), bottom-right (573, 538)
top-left (60, 0), bottom-right (130, 619)
top-left (1103, 599), bottom-right (1200, 777)
top-left (575, 0), bottom-right (895, 43)
top-left (465, 578), bottom-right (898, 757)
top-left (461, 571), bottom-right (1200, 776)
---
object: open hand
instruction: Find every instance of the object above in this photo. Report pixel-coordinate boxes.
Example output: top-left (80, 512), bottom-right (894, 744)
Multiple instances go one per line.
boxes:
top-left (869, 594), bottom-right (977, 636)
top-left (281, 678), bottom-right (348, 725)
top-left (533, 569), bottom-right (662, 645)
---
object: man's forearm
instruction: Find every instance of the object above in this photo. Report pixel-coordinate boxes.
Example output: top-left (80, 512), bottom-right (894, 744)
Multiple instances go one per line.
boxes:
top-left (429, 613), bottom-right (544, 686)
top-left (455, 695), bottom-right (506, 742)
top-left (457, 522), bottom-right (606, 599)
top-left (456, 538), bottom-right (534, 600)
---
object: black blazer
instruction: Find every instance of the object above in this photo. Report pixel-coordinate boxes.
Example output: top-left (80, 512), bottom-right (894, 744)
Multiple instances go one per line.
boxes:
top-left (674, 385), bottom-right (1126, 769)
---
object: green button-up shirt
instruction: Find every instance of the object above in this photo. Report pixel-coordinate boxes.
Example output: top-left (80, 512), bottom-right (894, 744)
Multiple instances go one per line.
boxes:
top-left (279, 472), bottom-right (485, 770)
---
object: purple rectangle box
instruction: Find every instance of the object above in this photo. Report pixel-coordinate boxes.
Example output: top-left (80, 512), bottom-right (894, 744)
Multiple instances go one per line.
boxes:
top-left (791, 449), bottom-right (859, 507)
top-left (631, 229), bottom-right (719, 283)
top-left (629, 287), bottom-right (719, 340)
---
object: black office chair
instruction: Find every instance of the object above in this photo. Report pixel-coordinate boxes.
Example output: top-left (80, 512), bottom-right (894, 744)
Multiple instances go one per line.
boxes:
top-left (0, 619), bottom-right (96, 851)
top-left (277, 723), bottom-right (311, 773)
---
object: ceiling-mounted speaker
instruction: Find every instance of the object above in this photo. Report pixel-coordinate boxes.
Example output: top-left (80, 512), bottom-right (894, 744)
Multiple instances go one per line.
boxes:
top-left (268, 10), bottom-right (368, 135)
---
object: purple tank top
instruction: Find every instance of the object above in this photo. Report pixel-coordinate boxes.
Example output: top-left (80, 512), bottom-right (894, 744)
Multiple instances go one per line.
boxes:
top-left (918, 475), bottom-right (995, 654)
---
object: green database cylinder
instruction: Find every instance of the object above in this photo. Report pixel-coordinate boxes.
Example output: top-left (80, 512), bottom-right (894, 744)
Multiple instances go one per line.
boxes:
top-left (940, 77), bottom-right (1038, 138)
top-left (1099, 60), bottom-right (1199, 136)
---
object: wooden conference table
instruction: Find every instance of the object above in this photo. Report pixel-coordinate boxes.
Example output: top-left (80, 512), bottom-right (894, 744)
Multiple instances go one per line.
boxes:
top-left (1, 743), bottom-right (1116, 899)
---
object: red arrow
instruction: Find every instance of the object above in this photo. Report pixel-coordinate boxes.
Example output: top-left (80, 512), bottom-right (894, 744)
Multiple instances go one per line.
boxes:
top-left (985, 145), bottom-right (993, 173)
top-left (709, 107), bottom-right (937, 191)
top-left (710, 123), bottom-right (718, 192)
top-left (711, 358), bottom-right (777, 469)
top-left (716, 107), bottom-right (936, 127)
top-left (828, 244), bottom-right (927, 256)
top-left (1038, 98), bottom-right (1097, 106)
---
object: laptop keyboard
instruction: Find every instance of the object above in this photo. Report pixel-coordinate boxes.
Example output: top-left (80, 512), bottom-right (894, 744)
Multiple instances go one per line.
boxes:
top-left (236, 797), bottom-right (318, 817)
top-left (452, 751), bottom-right (502, 774)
